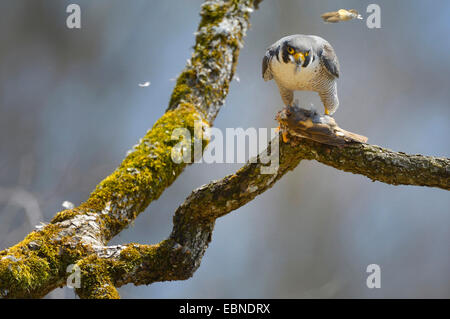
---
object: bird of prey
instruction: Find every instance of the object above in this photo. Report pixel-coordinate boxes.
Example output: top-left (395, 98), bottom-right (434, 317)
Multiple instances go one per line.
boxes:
top-left (262, 34), bottom-right (340, 115)
top-left (321, 9), bottom-right (363, 23)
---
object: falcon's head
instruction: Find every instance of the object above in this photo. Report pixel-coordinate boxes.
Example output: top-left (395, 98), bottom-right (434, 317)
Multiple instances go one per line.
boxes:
top-left (281, 38), bottom-right (313, 68)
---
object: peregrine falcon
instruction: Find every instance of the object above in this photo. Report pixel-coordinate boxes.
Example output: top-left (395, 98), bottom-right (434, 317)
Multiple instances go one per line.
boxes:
top-left (262, 34), bottom-right (340, 115)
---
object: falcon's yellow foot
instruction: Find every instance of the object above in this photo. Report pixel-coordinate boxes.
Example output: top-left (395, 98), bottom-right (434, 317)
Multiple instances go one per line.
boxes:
top-left (282, 131), bottom-right (289, 143)
top-left (324, 109), bottom-right (330, 116)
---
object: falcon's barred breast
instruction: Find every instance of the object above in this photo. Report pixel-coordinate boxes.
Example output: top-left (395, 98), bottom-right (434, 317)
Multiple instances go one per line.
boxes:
top-left (262, 34), bottom-right (340, 115)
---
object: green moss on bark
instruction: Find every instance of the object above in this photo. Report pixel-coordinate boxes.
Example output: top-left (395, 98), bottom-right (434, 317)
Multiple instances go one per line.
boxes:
top-left (0, 225), bottom-right (85, 298)
top-left (0, 0), bottom-right (260, 299)
top-left (78, 103), bottom-right (209, 240)
top-left (76, 255), bottom-right (119, 299)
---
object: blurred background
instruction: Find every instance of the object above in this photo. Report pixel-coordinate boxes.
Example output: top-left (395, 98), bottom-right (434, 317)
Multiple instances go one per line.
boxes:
top-left (0, 0), bottom-right (449, 298)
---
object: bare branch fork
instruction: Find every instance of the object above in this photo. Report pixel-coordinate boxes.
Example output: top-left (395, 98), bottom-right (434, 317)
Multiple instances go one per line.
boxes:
top-left (0, 0), bottom-right (448, 299)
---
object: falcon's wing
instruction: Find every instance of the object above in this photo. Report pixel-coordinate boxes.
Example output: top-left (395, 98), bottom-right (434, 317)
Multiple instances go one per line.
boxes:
top-left (262, 52), bottom-right (273, 81)
top-left (320, 43), bottom-right (340, 78)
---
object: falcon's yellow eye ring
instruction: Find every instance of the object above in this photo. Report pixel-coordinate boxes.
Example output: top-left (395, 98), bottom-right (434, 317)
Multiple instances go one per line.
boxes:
top-left (287, 47), bottom-right (295, 54)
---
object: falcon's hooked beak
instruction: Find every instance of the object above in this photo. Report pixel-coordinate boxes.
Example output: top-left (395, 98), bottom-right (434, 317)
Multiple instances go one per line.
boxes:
top-left (294, 52), bottom-right (305, 65)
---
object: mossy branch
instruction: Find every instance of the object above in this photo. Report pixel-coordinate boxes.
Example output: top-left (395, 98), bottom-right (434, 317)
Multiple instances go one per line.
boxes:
top-left (0, 0), bottom-right (261, 299)
top-left (276, 106), bottom-right (449, 190)
top-left (81, 122), bottom-right (448, 289)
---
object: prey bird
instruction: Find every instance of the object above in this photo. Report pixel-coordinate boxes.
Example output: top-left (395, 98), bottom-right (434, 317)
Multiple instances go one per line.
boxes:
top-left (321, 9), bottom-right (363, 23)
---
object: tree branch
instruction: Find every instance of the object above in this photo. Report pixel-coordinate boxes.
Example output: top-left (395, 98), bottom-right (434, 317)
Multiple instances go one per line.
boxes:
top-left (0, 0), bottom-right (261, 299)
top-left (88, 112), bottom-right (448, 289)
top-left (276, 106), bottom-right (449, 190)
